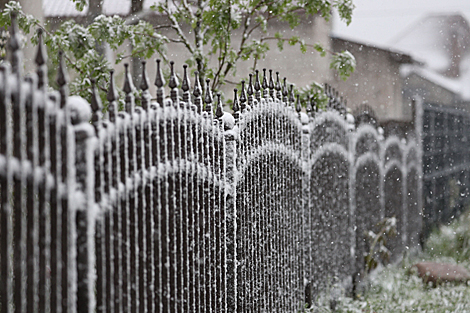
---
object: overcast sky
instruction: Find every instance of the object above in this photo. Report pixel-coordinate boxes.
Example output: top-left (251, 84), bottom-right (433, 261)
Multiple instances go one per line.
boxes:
top-left (332, 0), bottom-right (470, 49)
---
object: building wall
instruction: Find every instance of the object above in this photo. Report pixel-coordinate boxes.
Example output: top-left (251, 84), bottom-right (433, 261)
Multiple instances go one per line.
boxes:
top-left (19, 0), bottom-right (44, 73)
top-left (74, 12), bottom-right (333, 100)
top-left (329, 38), bottom-right (413, 123)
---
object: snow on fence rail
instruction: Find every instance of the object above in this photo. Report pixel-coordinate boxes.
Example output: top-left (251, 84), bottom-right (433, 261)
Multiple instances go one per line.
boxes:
top-left (0, 17), bottom-right (422, 313)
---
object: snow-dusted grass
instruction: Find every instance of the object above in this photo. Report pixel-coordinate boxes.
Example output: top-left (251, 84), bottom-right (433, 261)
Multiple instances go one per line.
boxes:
top-left (310, 262), bottom-right (470, 312)
top-left (426, 210), bottom-right (470, 263)
top-left (308, 211), bottom-right (470, 313)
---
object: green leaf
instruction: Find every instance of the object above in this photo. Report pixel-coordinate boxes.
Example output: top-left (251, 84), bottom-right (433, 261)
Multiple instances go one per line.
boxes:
top-left (330, 50), bottom-right (356, 81)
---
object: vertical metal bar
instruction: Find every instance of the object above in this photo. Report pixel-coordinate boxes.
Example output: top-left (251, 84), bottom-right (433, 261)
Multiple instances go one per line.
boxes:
top-left (37, 73), bottom-right (51, 313)
top-left (48, 92), bottom-right (62, 313)
top-left (12, 62), bottom-right (26, 313)
top-left (25, 75), bottom-right (39, 313)
top-left (118, 111), bottom-right (130, 312)
top-left (123, 63), bottom-right (139, 312)
top-left (0, 63), bottom-right (12, 313)
top-left (150, 105), bottom-right (162, 312)
top-left (107, 70), bottom-right (120, 313)
top-left (135, 106), bottom-right (147, 313)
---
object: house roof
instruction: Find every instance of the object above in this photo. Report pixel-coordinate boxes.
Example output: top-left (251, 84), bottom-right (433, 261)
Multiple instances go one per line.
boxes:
top-left (391, 14), bottom-right (470, 74)
top-left (331, 36), bottom-right (415, 65)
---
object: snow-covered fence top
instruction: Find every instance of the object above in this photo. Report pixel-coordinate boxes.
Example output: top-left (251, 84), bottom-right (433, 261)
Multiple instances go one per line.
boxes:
top-left (0, 18), bottom-right (422, 313)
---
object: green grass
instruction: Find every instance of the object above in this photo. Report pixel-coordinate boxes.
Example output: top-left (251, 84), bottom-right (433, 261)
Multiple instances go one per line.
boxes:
top-left (307, 211), bottom-right (470, 313)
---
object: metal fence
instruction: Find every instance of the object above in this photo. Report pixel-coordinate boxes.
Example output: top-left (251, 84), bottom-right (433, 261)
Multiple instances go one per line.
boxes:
top-left (0, 18), bottom-right (421, 313)
top-left (422, 102), bottom-right (470, 235)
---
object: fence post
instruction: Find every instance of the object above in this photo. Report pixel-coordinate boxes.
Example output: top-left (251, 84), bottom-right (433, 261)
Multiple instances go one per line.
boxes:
top-left (70, 96), bottom-right (98, 313)
top-left (414, 97), bottom-right (424, 245)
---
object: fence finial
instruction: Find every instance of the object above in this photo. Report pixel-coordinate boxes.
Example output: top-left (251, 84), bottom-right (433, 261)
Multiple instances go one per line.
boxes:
top-left (240, 80), bottom-right (247, 111)
top-left (140, 61), bottom-right (151, 111)
top-left (247, 73), bottom-right (254, 106)
top-left (107, 70), bottom-right (118, 123)
top-left (233, 88), bottom-right (240, 122)
top-left (275, 72), bottom-right (281, 100)
top-left (140, 60), bottom-right (149, 91)
top-left (57, 51), bottom-right (68, 86)
top-left (282, 77), bottom-right (288, 103)
top-left (57, 51), bottom-right (69, 108)
top-left (269, 69), bottom-right (274, 99)
top-left (289, 84), bottom-right (295, 106)
top-left (204, 78), bottom-right (213, 113)
top-left (254, 69), bottom-right (261, 102)
top-left (8, 12), bottom-right (22, 75)
top-left (306, 95), bottom-right (313, 115)
top-left (155, 59), bottom-right (165, 107)
top-left (35, 28), bottom-right (47, 89)
top-left (91, 78), bottom-right (102, 129)
top-left (295, 94), bottom-right (301, 113)
top-left (182, 64), bottom-right (191, 104)
top-left (169, 61), bottom-right (179, 105)
top-left (123, 63), bottom-right (135, 113)
top-left (262, 68), bottom-right (268, 99)
top-left (215, 93), bottom-right (224, 120)
top-left (193, 71), bottom-right (203, 112)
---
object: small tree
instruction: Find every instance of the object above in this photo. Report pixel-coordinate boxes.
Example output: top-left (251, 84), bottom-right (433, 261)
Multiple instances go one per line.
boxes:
top-left (0, 0), bottom-right (355, 105)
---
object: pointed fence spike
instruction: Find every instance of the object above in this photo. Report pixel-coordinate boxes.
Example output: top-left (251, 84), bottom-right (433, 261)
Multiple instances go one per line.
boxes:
top-left (233, 88), bottom-right (240, 113)
top-left (57, 51), bottom-right (69, 108)
top-left (107, 70), bottom-right (118, 102)
top-left (247, 74), bottom-right (253, 96)
top-left (215, 93), bottom-right (224, 119)
top-left (204, 78), bottom-right (213, 113)
top-left (193, 71), bottom-right (202, 97)
top-left (9, 12), bottom-right (22, 74)
top-left (282, 77), bottom-right (288, 103)
top-left (306, 95), bottom-right (313, 113)
top-left (296, 94), bottom-right (301, 113)
top-left (140, 60), bottom-right (149, 91)
top-left (91, 78), bottom-right (102, 130)
top-left (254, 69), bottom-right (261, 102)
top-left (155, 59), bottom-right (165, 106)
top-left (269, 69), bottom-right (275, 98)
top-left (169, 61), bottom-right (179, 105)
top-left (289, 84), bottom-right (295, 104)
top-left (155, 59), bottom-right (165, 87)
top-left (262, 68), bottom-right (268, 98)
top-left (262, 68), bottom-right (268, 89)
top-left (193, 71), bottom-right (203, 112)
top-left (254, 69), bottom-right (261, 91)
top-left (182, 64), bottom-right (191, 105)
top-left (169, 61), bottom-right (178, 89)
top-left (35, 28), bottom-right (48, 89)
top-left (57, 51), bottom-right (68, 87)
top-left (182, 64), bottom-right (190, 92)
top-left (123, 63), bottom-right (135, 113)
top-left (247, 73), bottom-right (254, 106)
top-left (123, 63), bottom-right (134, 94)
top-left (140, 61), bottom-right (151, 111)
top-left (240, 80), bottom-right (247, 111)
top-left (35, 28), bottom-right (46, 66)
top-left (275, 71), bottom-right (281, 100)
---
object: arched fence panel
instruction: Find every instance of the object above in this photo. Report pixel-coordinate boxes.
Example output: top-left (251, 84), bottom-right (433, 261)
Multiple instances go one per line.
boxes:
top-left (235, 97), bottom-right (304, 312)
top-left (308, 144), bottom-right (351, 294)
top-left (352, 125), bottom-right (383, 276)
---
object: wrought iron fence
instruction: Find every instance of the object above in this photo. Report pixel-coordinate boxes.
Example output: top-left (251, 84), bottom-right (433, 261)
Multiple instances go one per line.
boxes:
top-left (0, 18), bottom-right (421, 312)
top-left (422, 102), bottom-right (470, 235)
